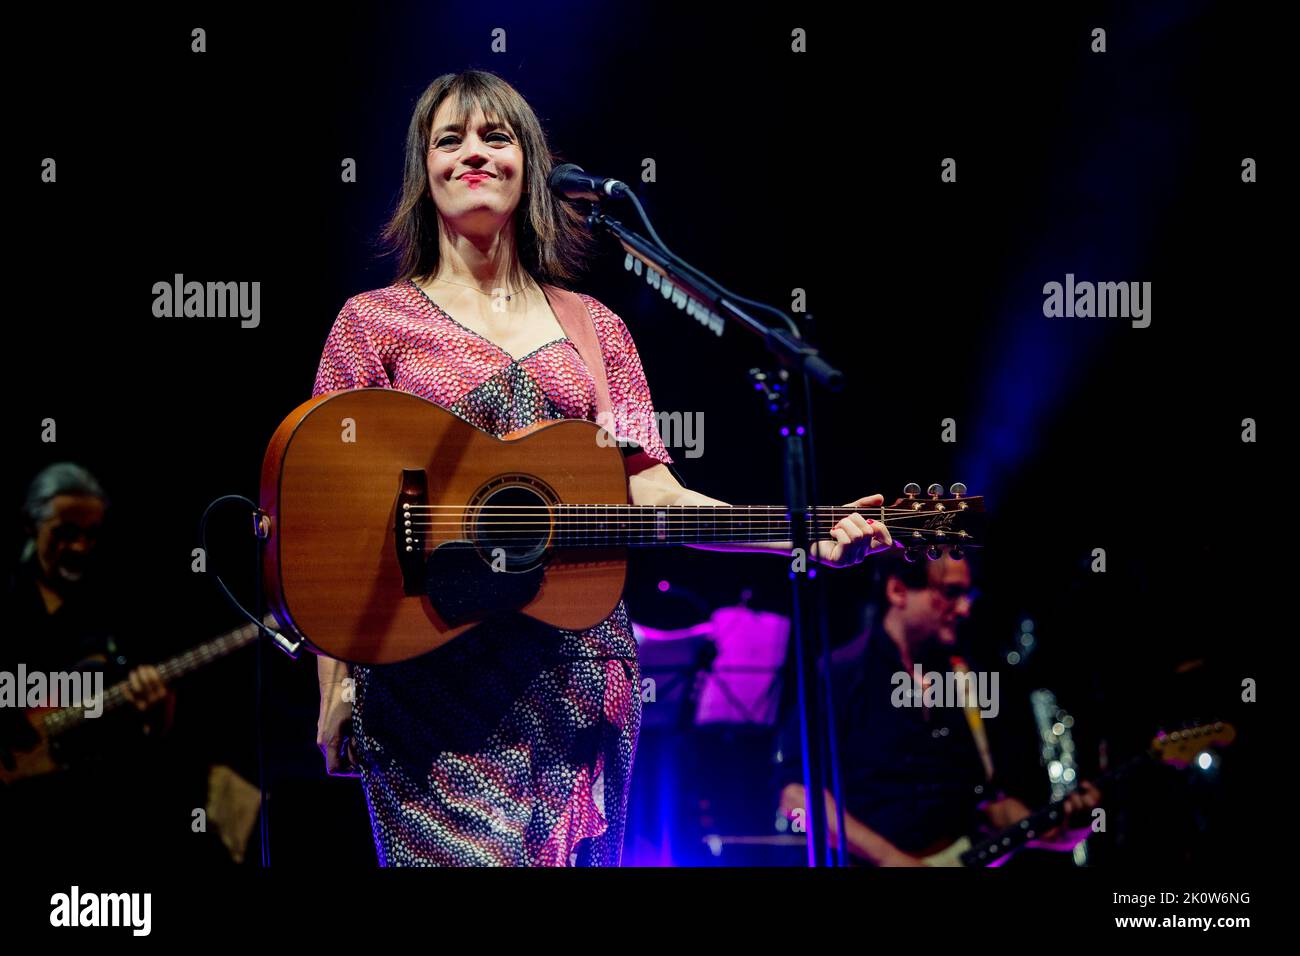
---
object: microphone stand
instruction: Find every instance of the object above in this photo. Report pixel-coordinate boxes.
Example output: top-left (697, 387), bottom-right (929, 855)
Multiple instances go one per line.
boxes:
top-left (583, 201), bottom-right (849, 866)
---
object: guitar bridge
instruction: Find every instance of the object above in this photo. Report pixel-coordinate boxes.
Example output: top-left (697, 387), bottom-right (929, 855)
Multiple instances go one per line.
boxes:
top-left (395, 469), bottom-right (428, 595)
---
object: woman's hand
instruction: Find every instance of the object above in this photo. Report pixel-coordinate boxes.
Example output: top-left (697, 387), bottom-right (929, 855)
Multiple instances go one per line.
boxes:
top-left (812, 494), bottom-right (899, 568)
top-left (317, 679), bottom-right (360, 777)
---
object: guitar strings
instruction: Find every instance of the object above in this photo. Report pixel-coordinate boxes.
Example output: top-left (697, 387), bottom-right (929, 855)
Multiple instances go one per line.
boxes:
top-left (390, 504), bottom-right (976, 546)
top-left (400, 504), bottom-right (973, 513)
top-left (400, 513), bottom-right (969, 533)
top-left (401, 518), bottom-right (962, 523)
top-left (391, 523), bottom-right (968, 547)
top-left (402, 524), bottom-right (962, 531)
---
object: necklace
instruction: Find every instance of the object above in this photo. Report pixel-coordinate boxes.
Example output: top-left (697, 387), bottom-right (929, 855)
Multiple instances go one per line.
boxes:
top-left (426, 275), bottom-right (531, 301)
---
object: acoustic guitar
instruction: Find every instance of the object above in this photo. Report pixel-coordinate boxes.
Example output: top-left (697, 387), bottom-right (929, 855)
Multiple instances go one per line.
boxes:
top-left (259, 388), bottom-right (984, 665)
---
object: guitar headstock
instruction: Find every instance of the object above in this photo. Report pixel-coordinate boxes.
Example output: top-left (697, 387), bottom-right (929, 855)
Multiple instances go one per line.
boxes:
top-left (1150, 722), bottom-right (1237, 768)
top-left (887, 482), bottom-right (985, 562)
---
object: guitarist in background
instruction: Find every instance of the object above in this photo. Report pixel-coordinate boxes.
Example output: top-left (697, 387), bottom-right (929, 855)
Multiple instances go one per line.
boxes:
top-left (776, 552), bottom-right (1101, 865)
top-left (1, 462), bottom-right (176, 858)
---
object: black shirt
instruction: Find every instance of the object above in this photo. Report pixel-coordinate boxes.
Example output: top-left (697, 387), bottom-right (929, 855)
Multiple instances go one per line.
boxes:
top-left (0, 554), bottom-right (185, 861)
top-left (3, 555), bottom-right (125, 669)
top-left (0, 554), bottom-right (145, 757)
top-left (776, 625), bottom-right (994, 856)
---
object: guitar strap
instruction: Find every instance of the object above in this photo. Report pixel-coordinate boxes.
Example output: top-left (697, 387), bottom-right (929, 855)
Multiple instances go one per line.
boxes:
top-left (541, 284), bottom-right (660, 476)
top-left (950, 654), bottom-right (996, 782)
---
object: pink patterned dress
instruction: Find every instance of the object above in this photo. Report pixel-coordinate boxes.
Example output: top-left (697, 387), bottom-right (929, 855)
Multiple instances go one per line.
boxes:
top-left (311, 278), bottom-right (673, 866)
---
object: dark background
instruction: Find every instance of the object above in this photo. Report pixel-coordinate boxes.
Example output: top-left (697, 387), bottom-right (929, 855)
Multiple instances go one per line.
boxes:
top-left (8, 1), bottom-right (1276, 869)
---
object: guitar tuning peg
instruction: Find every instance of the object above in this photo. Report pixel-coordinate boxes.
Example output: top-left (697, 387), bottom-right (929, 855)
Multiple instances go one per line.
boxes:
top-left (903, 482), bottom-right (921, 498)
top-left (927, 483), bottom-right (944, 499)
top-left (949, 546), bottom-right (965, 561)
top-left (904, 546), bottom-right (924, 564)
top-left (926, 545), bottom-right (943, 561)
top-left (951, 482), bottom-right (967, 498)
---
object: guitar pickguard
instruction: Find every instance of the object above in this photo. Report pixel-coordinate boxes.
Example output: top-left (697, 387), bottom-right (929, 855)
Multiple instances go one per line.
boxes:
top-left (424, 541), bottom-right (546, 626)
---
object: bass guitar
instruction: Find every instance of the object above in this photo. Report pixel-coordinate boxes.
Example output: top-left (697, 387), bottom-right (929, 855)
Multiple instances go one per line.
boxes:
top-left (920, 721), bottom-right (1237, 866)
top-left (0, 614), bottom-right (277, 786)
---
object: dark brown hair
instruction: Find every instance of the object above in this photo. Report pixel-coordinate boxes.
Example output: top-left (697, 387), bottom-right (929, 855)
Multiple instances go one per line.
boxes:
top-left (379, 70), bottom-right (595, 290)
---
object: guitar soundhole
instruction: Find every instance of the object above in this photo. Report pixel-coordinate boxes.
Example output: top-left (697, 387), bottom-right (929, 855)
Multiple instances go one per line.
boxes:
top-left (472, 483), bottom-right (552, 570)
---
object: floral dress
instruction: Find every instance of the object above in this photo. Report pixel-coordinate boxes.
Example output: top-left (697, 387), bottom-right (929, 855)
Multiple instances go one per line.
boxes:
top-left (311, 278), bottom-right (673, 865)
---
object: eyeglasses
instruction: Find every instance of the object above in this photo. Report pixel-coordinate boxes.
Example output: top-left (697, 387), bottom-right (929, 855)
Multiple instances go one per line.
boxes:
top-left (931, 584), bottom-right (978, 602)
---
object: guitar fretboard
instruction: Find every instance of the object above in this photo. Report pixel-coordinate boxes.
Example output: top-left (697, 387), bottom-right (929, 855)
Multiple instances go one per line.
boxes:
top-left (39, 615), bottom-right (275, 736)
top-left (541, 504), bottom-right (973, 547)
top-left (959, 750), bottom-right (1151, 866)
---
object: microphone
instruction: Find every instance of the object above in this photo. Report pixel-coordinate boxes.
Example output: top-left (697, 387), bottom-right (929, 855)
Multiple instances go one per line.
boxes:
top-left (548, 163), bottom-right (631, 201)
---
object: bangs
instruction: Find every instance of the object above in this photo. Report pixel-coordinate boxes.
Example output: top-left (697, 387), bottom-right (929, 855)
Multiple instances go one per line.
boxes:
top-left (436, 75), bottom-right (525, 141)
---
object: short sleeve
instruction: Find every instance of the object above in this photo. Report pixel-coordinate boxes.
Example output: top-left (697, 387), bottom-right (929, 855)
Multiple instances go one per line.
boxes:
top-left (312, 298), bottom-right (392, 397)
top-left (584, 295), bottom-right (674, 467)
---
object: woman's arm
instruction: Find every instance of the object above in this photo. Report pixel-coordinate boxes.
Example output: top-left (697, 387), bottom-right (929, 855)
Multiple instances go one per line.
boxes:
top-left (629, 464), bottom-right (756, 548)
top-left (628, 464), bottom-right (895, 567)
top-left (316, 655), bottom-right (358, 776)
top-left (317, 654), bottom-right (350, 687)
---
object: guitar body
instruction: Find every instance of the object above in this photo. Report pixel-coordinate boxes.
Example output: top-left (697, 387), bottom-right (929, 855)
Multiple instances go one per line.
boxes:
top-left (920, 836), bottom-right (972, 867)
top-left (0, 710), bottom-right (58, 787)
top-left (260, 388), bottom-right (632, 664)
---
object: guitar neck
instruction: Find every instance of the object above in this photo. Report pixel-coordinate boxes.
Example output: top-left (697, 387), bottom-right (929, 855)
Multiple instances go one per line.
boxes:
top-left (39, 615), bottom-right (272, 737)
top-left (958, 753), bottom-right (1149, 866)
top-left (549, 503), bottom-right (976, 548)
